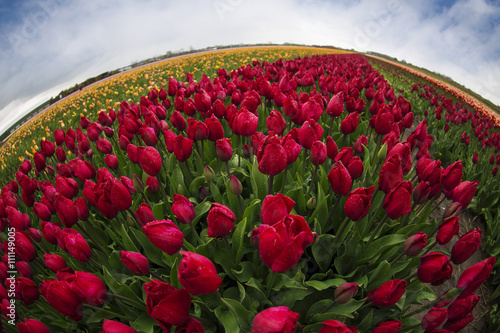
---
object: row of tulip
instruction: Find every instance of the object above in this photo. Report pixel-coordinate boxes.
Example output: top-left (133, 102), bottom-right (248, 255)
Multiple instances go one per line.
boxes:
top-left (367, 56), bottom-right (500, 314)
top-left (0, 48), bottom-right (496, 332)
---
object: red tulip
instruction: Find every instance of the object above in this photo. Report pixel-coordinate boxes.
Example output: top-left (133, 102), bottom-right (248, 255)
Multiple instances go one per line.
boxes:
top-left (441, 161), bottom-right (462, 191)
top-left (171, 110), bottom-right (186, 131)
top-left (17, 318), bottom-right (51, 333)
top-left (135, 203), bottom-right (155, 226)
top-left (267, 110), bottom-right (287, 135)
top-left (57, 228), bottom-right (92, 262)
top-left (41, 221), bottom-right (61, 244)
top-left (443, 315), bottom-right (474, 332)
top-left (326, 92), bottom-right (345, 117)
top-left (344, 186), bottom-right (375, 221)
top-left (281, 134), bottom-right (302, 165)
top-left (205, 115), bottom-right (224, 141)
top-left (326, 136), bottom-right (338, 160)
top-left (104, 154), bottom-right (119, 170)
top-left (340, 112), bottom-right (360, 135)
top-left (328, 162), bottom-right (352, 196)
top-left (66, 271), bottom-right (106, 306)
top-left (372, 320), bottom-right (401, 333)
top-left (383, 181), bottom-right (412, 220)
top-left (447, 294), bottom-right (480, 321)
top-left (216, 138), bottom-right (233, 162)
top-left (173, 135), bottom-right (194, 163)
top-left (171, 194), bottom-right (196, 224)
top-left (120, 251), bottom-right (149, 275)
top-left (310, 141), bottom-right (327, 166)
top-left (257, 133), bottom-right (288, 176)
top-left (54, 193), bottom-right (78, 228)
top-left (403, 232), bottom-right (427, 257)
top-left (417, 252), bottom-right (452, 286)
top-left (229, 107), bottom-right (258, 136)
top-left (43, 253), bottom-right (67, 272)
top-left (139, 146), bottom-right (162, 176)
top-left (450, 180), bottom-right (478, 209)
top-left (15, 277), bottom-right (39, 305)
top-left (102, 319), bottom-right (138, 333)
top-left (422, 307), bottom-right (448, 330)
top-left (33, 152), bottom-right (46, 171)
top-left (40, 279), bottom-right (83, 321)
top-left (298, 119), bottom-right (323, 150)
top-left (436, 216), bottom-right (459, 245)
top-left (451, 229), bottom-right (481, 264)
top-left (318, 319), bottom-right (356, 333)
top-left (144, 279), bottom-right (191, 329)
top-left (15, 230), bottom-right (36, 262)
top-left (207, 203), bottom-right (235, 238)
top-left (186, 118), bottom-right (209, 141)
top-left (254, 215), bottom-right (313, 272)
top-left (378, 154), bottom-right (403, 194)
top-left (372, 279), bottom-right (407, 308)
top-left (178, 251), bottom-right (222, 295)
top-left (252, 306), bottom-right (299, 333)
top-left (142, 220), bottom-right (184, 255)
top-left (261, 193), bottom-right (295, 226)
top-left (412, 181), bottom-right (431, 205)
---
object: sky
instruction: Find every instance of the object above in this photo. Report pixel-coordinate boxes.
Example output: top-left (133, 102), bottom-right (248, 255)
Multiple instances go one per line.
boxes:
top-left (0, 0), bottom-right (499, 136)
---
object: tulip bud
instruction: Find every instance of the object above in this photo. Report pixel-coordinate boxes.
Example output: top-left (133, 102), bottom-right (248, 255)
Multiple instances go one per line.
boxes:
top-left (436, 216), bottom-right (459, 245)
top-left (372, 320), bottom-right (401, 333)
top-left (132, 174), bottom-right (145, 193)
top-left (403, 232), bottom-right (427, 257)
top-left (377, 142), bottom-right (388, 162)
top-left (443, 202), bottom-right (462, 220)
top-left (142, 220), bottom-right (184, 255)
top-left (178, 251), bottom-right (222, 295)
top-left (120, 251), bottom-right (149, 275)
top-left (144, 279), bottom-right (191, 327)
top-left (306, 196), bottom-right (316, 210)
top-left (334, 282), bottom-right (358, 304)
top-left (204, 165), bottom-right (215, 183)
top-left (207, 203), bottom-right (235, 238)
top-left (451, 229), bottom-right (481, 265)
top-left (43, 253), bottom-right (67, 272)
top-left (229, 175), bottom-right (242, 196)
top-left (418, 252), bottom-right (452, 286)
top-left (146, 177), bottom-right (159, 194)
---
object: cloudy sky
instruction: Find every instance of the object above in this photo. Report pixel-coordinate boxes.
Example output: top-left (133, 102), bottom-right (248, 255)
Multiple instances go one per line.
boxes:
top-left (0, 0), bottom-right (499, 136)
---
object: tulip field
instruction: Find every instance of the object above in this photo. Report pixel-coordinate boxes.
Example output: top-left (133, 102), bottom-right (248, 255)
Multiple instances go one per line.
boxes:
top-left (0, 45), bottom-right (499, 332)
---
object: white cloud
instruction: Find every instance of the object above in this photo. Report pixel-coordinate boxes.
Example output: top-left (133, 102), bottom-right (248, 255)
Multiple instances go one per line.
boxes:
top-left (0, 0), bottom-right (499, 135)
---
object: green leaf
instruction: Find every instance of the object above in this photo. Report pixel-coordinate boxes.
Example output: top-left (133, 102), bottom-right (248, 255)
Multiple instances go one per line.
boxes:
top-left (221, 298), bottom-right (254, 332)
top-left (356, 234), bottom-right (406, 265)
top-left (270, 286), bottom-right (313, 308)
top-left (357, 309), bottom-right (373, 332)
top-left (188, 176), bottom-right (206, 197)
top-left (304, 278), bottom-right (346, 291)
top-left (102, 266), bottom-right (144, 307)
top-left (170, 257), bottom-right (180, 289)
top-left (232, 217), bottom-right (248, 262)
top-left (232, 262), bottom-right (256, 283)
top-left (251, 159), bottom-right (268, 200)
top-left (121, 224), bottom-right (139, 252)
top-left (366, 260), bottom-right (391, 290)
top-left (152, 202), bottom-right (165, 220)
top-left (132, 313), bottom-right (157, 333)
top-left (312, 234), bottom-right (335, 272)
top-left (215, 305), bottom-right (240, 333)
top-left (308, 298), bottom-right (365, 322)
top-left (243, 198), bottom-right (261, 225)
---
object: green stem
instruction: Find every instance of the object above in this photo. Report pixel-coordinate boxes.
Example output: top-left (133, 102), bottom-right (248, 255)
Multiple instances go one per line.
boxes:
top-left (268, 174), bottom-right (274, 196)
top-left (390, 252), bottom-right (405, 266)
top-left (149, 270), bottom-right (168, 283)
top-left (223, 235), bottom-right (235, 266)
top-left (321, 300), bottom-right (336, 314)
top-left (265, 270), bottom-right (278, 299)
top-left (307, 164), bottom-right (319, 197)
top-left (421, 240), bottom-right (438, 256)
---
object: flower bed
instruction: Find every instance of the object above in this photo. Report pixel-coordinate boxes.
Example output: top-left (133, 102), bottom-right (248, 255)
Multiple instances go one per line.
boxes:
top-left (0, 48), bottom-right (495, 332)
